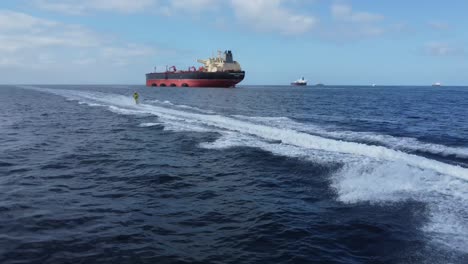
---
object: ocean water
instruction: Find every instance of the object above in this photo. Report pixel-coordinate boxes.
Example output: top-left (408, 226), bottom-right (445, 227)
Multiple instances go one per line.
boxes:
top-left (1, 84), bottom-right (467, 264)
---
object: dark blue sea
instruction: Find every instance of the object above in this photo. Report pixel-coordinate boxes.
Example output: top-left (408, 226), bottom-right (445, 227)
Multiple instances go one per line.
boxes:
top-left (1, 85), bottom-right (468, 264)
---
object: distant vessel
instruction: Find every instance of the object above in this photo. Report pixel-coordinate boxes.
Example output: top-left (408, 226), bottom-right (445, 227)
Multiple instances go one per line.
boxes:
top-left (432, 82), bottom-right (442, 87)
top-left (146, 50), bottom-right (245, 88)
top-left (372, 84), bottom-right (377, 87)
top-left (291, 77), bottom-right (307, 86)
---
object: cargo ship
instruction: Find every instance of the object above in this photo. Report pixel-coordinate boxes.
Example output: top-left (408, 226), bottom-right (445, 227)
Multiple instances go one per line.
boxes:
top-left (146, 50), bottom-right (245, 88)
top-left (291, 77), bottom-right (307, 86)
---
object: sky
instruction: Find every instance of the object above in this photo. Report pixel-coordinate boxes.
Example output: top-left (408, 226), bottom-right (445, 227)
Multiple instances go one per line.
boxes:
top-left (0, 0), bottom-right (467, 85)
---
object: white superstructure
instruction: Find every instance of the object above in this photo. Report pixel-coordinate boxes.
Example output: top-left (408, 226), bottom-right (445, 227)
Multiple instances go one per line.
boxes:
top-left (292, 77), bottom-right (307, 85)
top-left (197, 50), bottom-right (242, 72)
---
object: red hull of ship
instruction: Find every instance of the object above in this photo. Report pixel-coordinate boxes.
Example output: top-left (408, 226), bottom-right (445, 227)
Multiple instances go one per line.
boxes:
top-left (146, 79), bottom-right (240, 88)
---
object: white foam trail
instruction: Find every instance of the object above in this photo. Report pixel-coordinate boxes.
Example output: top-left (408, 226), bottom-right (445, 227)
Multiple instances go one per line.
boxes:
top-left (21, 85), bottom-right (467, 159)
top-left (19, 86), bottom-right (148, 116)
top-left (200, 132), bottom-right (357, 165)
top-left (19, 86), bottom-right (468, 181)
top-left (333, 161), bottom-right (438, 203)
top-left (138, 120), bottom-right (210, 132)
top-left (424, 207), bottom-right (468, 252)
top-left (138, 104), bottom-right (468, 180)
top-left (160, 119), bottom-right (212, 132)
top-left (147, 99), bottom-right (216, 114)
top-left (233, 115), bottom-right (468, 159)
top-left (139, 123), bottom-right (161, 127)
top-left (332, 160), bottom-right (468, 253)
top-left (78, 101), bottom-right (103, 107)
top-left (108, 106), bottom-right (148, 116)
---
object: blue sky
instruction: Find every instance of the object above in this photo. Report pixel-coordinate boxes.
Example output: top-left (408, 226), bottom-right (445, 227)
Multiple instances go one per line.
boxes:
top-left (0, 0), bottom-right (467, 85)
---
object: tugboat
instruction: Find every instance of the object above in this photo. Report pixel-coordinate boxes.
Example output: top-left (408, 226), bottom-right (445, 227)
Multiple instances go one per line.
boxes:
top-left (146, 50), bottom-right (245, 88)
top-left (291, 77), bottom-right (307, 86)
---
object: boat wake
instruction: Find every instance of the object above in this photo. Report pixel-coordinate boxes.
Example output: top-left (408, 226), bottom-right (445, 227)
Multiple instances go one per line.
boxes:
top-left (19, 86), bottom-right (468, 254)
top-left (233, 115), bottom-right (468, 159)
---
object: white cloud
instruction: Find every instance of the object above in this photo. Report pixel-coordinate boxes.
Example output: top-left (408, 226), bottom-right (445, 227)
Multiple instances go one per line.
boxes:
top-left (169, 0), bottom-right (218, 12)
top-left (324, 3), bottom-right (386, 39)
top-left (0, 14), bottom-right (106, 54)
top-left (424, 42), bottom-right (464, 57)
top-left (31, 0), bottom-right (392, 40)
top-left (390, 22), bottom-right (411, 33)
top-left (0, 10), bottom-right (57, 31)
top-left (158, 0), bottom-right (220, 16)
top-left (34, 0), bottom-right (157, 15)
top-left (0, 11), bottom-right (102, 56)
top-left (0, 10), bottom-right (159, 83)
top-left (331, 3), bottom-right (384, 23)
top-left (230, 0), bottom-right (317, 35)
top-left (34, 0), bottom-right (220, 15)
top-left (101, 44), bottom-right (156, 66)
top-left (428, 21), bottom-right (450, 31)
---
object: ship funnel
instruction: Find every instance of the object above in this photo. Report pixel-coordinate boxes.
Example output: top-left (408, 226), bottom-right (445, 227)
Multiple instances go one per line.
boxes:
top-left (225, 50), bottom-right (234, 63)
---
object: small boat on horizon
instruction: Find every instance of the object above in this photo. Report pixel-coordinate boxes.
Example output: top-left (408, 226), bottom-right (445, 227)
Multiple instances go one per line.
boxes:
top-left (432, 82), bottom-right (442, 87)
top-left (291, 77), bottom-right (307, 86)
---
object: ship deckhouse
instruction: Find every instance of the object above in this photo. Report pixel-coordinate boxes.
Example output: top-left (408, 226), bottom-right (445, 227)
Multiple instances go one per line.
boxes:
top-left (197, 50), bottom-right (242, 73)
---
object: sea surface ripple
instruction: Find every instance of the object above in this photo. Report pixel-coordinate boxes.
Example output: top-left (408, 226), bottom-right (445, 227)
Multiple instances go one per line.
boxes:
top-left (1, 85), bottom-right (467, 264)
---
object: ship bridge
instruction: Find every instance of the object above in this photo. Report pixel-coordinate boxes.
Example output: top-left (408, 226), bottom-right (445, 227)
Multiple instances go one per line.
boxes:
top-left (197, 50), bottom-right (242, 73)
